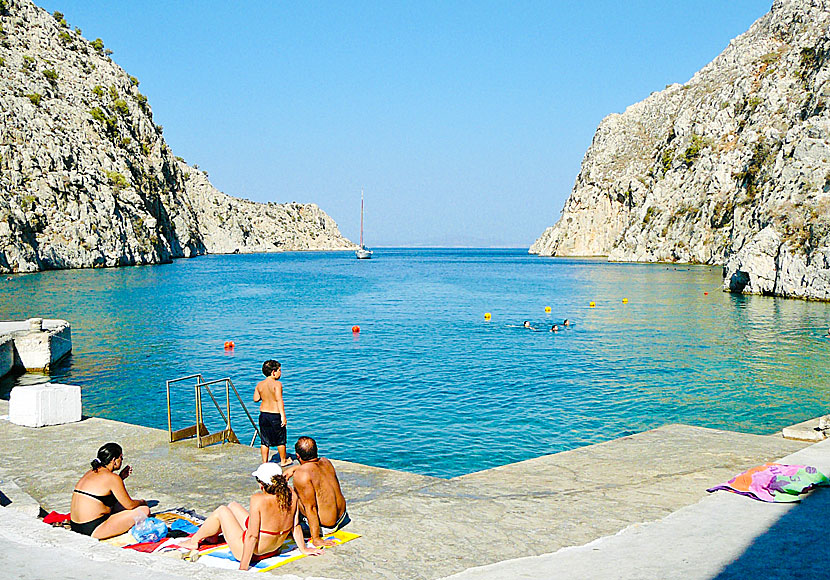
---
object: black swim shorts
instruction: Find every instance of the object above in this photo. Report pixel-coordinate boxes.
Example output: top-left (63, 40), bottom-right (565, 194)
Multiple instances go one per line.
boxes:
top-left (258, 411), bottom-right (287, 447)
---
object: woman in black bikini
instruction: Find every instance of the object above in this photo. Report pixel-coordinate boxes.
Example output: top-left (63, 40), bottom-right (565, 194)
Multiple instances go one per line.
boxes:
top-left (179, 462), bottom-right (323, 570)
top-left (69, 442), bottom-right (149, 539)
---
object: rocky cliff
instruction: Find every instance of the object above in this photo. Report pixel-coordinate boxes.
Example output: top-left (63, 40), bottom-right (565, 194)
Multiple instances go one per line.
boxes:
top-left (0, 0), bottom-right (354, 274)
top-left (531, 0), bottom-right (830, 300)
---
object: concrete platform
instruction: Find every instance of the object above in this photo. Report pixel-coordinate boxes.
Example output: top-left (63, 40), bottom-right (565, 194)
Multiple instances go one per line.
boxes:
top-left (0, 318), bottom-right (72, 373)
top-left (782, 416), bottom-right (828, 442)
top-left (449, 437), bottom-right (830, 580)
top-left (0, 399), bottom-right (811, 579)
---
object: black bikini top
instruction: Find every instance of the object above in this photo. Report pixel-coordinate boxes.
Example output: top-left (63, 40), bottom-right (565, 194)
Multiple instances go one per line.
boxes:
top-left (73, 488), bottom-right (118, 509)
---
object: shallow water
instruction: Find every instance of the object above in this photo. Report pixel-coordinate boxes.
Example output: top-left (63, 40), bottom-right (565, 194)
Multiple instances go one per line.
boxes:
top-left (2, 249), bottom-right (829, 478)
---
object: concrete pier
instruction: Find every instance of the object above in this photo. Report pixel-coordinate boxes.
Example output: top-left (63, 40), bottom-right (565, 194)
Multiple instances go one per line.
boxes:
top-left (0, 399), bottom-right (812, 579)
top-left (0, 318), bottom-right (72, 374)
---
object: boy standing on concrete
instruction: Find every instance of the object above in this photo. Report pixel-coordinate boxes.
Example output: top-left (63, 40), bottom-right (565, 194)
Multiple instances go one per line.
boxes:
top-left (254, 360), bottom-right (292, 466)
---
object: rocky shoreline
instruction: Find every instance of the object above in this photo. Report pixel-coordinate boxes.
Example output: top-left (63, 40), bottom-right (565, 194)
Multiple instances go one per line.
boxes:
top-left (0, 0), bottom-right (354, 275)
top-left (531, 0), bottom-right (830, 301)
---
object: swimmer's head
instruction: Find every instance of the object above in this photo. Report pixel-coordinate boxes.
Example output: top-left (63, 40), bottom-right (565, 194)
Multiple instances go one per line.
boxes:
top-left (563, 319), bottom-right (570, 326)
top-left (262, 359), bottom-right (281, 377)
top-left (523, 321), bottom-right (530, 328)
top-left (551, 325), bottom-right (558, 332)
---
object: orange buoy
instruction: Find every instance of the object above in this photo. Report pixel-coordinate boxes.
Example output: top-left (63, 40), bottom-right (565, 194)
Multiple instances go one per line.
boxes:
top-left (352, 325), bottom-right (360, 333)
top-left (224, 341), bottom-right (235, 349)
top-left (704, 292), bottom-right (709, 295)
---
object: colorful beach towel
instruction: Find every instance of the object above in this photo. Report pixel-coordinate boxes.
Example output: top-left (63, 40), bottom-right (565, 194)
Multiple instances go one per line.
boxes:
top-left (103, 508), bottom-right (205, 548)
top-left (707, 462), bottom-right (830, 502)
top-left (195, 529), bottom-right (361, 572)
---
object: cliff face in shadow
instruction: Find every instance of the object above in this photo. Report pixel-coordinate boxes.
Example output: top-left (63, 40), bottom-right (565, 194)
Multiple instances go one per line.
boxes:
top-left (531, 0), bottom-right (830, 300)
top-left (0, 0), bottom-right (354, 274)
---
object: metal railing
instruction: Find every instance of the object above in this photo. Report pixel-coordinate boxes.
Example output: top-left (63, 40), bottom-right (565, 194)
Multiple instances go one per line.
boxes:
top-left (166, 374), bottom-right (261, 448)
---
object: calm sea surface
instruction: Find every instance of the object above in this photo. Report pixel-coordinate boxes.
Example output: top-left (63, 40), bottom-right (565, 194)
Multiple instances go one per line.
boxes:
top-left (2, 249), bottom-right (829, 478)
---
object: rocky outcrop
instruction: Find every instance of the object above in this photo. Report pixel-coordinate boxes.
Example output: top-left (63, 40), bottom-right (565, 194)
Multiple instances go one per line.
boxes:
top-left (531, 0), bottom-right (830, 300)
top-left (181, 164), bottom-right (353, 253)
top-left (0, 0), bottom-right (353, 274)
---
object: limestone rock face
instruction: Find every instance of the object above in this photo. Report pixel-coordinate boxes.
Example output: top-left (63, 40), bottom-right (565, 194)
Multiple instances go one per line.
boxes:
top-left (531, 0), bottom-right (830, 300)
top-left (180, 164), bottom-right (353, 253)
top-left (0, 0), bottom-right (354, 274)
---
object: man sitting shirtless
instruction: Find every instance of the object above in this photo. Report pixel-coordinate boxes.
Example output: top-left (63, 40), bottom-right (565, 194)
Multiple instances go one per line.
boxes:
top-left (284, 436), bottom-right (350, 547)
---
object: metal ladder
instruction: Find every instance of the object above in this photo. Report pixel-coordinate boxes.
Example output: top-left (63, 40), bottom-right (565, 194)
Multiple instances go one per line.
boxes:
top-left (166, 374), bottom-right (261, 448)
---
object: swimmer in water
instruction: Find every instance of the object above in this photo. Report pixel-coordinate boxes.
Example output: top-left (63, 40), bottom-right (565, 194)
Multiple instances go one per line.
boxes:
top-left (562, 319), bottom-right (570, 327)
top-left (522, 321), bottom-right (538, 330)
top-left (550, 325), bottom-right (559, 333)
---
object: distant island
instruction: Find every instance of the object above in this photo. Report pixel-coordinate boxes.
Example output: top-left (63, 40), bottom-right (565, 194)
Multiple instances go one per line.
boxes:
top-left (0, 0), bottom-right (355, 274)
top-left (531, 0), bottom-right (830, 301)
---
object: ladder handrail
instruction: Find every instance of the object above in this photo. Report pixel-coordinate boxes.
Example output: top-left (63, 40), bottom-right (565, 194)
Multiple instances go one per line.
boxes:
top-left (166, 373), bottom-right (262, 448)
top-left (227, 378), bottom-right (262, 447)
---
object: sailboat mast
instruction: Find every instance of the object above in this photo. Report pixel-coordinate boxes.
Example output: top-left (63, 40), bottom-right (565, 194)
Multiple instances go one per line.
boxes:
top-left (359, 188), bottom-right (364, 248)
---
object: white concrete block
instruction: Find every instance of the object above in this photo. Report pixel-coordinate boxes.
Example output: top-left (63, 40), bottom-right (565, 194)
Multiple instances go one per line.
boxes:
top-left (12, 322), bottom-right (72, 372)
top-left (9, 383), bottom-right (82, 428)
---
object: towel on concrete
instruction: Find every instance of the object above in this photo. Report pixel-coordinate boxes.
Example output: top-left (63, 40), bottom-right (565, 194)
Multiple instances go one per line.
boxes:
top-left (104, 508), bottom-right (205, 549)
top-left (42, 511), bottom-right (70, 525)
top-left (195, 529), bottom-right (361, 572)
top-left (707, 462), bottom-right (830, 502)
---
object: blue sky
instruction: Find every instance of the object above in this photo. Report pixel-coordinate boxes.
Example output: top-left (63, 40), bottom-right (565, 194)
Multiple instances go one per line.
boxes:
top-left (41, 1), bottom-right (772, 247)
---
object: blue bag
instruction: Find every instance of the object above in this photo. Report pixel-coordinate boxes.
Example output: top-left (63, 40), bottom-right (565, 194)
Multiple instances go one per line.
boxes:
top-left (131, 516), bottom-right (168, 543)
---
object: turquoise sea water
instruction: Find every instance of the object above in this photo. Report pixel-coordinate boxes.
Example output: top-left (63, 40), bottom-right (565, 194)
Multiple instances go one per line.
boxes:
top-left (1, 249), bottom-right (829, 478)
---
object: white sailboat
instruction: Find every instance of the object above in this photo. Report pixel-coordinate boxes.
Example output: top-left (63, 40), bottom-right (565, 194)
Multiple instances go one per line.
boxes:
top-left (355, 188), bottom-right (373, 259)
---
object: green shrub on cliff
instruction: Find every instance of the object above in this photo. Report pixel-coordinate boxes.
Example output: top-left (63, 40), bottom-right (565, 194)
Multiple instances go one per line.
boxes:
top-left (643, 206), bottom-right (659, 224)
top-left (129, 75), bottom-right (140, 87)
top-left (92, 85), bottom-right (104, 98)
top-left (734, 138), bottom-right (776, 199)
top-left (21, 55), bottom-right (35, 71)
top-left (660, 148), bottom-right (674, 173)
top-left (105, 170), bottom-right (129, 191)
top-left (89, 107), bottom-right (105, 122)
top-left (109, 85), bottom-right (119, 100)
top-left (52, 11), bottom-right (68, 28)
top-left (26, 93), bottom-right (42, 106)
top-left (113, 98), bottom-right (129, 116)
top-left (43, 68), bottom-right (58, 83)
top-left (681, 134), bottom-right (712, 165)
top-left (104, 116), bottom-right (118, 136)
top-left (90, 38), bottom-right (105, 53)
top-left (21, 195), bottom-right (36, 211)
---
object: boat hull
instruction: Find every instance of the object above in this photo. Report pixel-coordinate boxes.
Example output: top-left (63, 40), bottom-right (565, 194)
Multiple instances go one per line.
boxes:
top-left (355, 247), bottom-right (373, 259)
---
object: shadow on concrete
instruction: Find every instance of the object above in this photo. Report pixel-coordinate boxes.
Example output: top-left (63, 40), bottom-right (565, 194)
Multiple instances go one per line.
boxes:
top-left (712, 486), bottom-right (830, 579)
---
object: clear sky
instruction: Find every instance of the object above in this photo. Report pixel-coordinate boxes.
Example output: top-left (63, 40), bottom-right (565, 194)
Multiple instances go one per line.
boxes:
top-left (40, 1), bottom-right (772, 247)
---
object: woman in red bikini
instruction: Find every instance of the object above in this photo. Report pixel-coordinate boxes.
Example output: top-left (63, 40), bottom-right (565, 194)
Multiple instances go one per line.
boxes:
top-left (69, 442), bottom-right (149, 539)
top-left (180, 462), bottom-right (324, 570)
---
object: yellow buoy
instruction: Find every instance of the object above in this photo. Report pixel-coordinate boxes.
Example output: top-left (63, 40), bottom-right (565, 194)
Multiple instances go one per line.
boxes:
top-left (589, 301), bottom-right (596, 308)
top-left (544, 306), bottom-right (551, 313)
top-left (622, 298), bottom-right (628, 304)
top-left (484, 312), bottom-right (492, 320)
